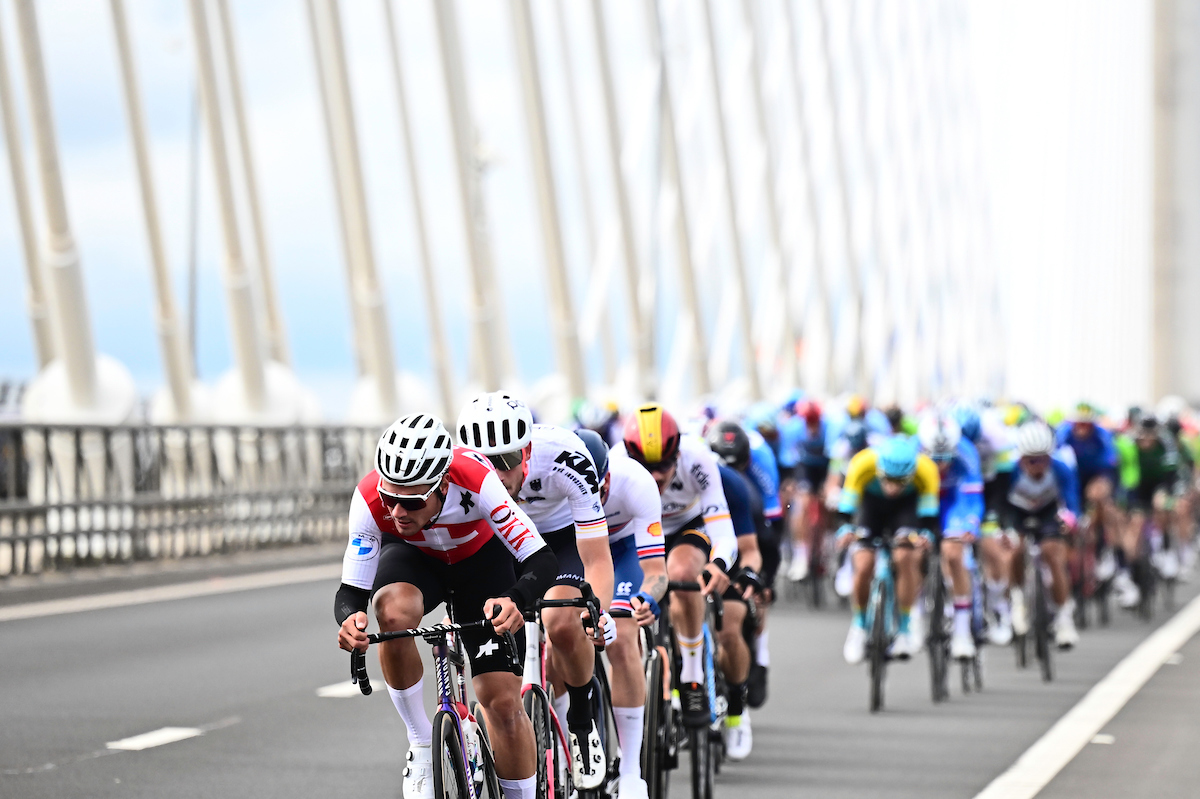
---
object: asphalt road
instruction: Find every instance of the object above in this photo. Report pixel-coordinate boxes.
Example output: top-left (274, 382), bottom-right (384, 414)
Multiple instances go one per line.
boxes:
top-left (2, 562), bottom-right (1198, 799)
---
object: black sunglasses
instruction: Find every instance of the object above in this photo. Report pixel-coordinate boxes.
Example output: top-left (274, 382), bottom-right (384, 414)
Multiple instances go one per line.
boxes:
top-left (647, 456), bottom-right (678, 476)
top-left (377, 479), bottom-right (441, 512)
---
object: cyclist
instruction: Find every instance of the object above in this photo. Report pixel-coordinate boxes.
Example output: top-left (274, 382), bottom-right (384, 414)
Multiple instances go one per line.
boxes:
top-left (1055, 402), bottom-right (1124, 581)
top-left (1128, 415), bottom-right (1186, 584)
top-left (975, 403), bottom-right (1021, 642)
top-left (785, 400), bottom-right (830, 582)
top-left (1001, 420), bottom-right (1080, 649)
top-left (1159, 405), bottom-right (1196, 573)
top-left (335, 414), bottom-right (557, 799)
top-left (617, 403), bottom-right (736, 728)
top-left (839, 436), bottom-right (941, 664)
top-left (825, 420), bottom-right (879, 598)
top-left (575, 429), bottom-right (666, 799)
top-left (456, 393), bottom-right (615, 790)
top-left (737, 422), bottom-right (783, 707)
top-left (918, 412), bottom-right (984, 660)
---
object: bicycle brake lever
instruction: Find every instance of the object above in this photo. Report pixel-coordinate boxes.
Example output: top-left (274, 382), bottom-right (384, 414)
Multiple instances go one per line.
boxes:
top-left (351, 649), bottom-right (372, 696)
top-left (502, 631), bottom-right (520, 671)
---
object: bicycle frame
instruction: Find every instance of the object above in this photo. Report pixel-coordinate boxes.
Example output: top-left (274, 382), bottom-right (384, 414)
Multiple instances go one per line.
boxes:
top-left (864, 539), bottom-right (898, 644)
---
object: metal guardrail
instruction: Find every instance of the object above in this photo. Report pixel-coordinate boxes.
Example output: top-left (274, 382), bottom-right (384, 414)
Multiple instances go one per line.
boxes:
top-left (0, 423), bottom-right (380, 578)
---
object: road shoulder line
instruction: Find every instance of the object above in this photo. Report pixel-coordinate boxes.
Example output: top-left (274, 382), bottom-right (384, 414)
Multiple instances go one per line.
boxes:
top-left (0, 563), bottom-right (341, 622)
top-left (973, 592), bottom-right (1200, 799)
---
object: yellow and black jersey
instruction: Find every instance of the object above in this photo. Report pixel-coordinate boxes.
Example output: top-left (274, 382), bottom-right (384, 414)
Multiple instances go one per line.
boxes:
top-left (837, 447), bottom-right (941, 519)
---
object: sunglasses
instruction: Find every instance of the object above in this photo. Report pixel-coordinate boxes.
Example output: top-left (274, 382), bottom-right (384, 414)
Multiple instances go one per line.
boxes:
top-left (647, 457), bottom-right (678, 476)
top-left (377, 479), bottom-right (441, 513)
top-left (880, 474), bottom-right (913, 489)
top-left (486, 450), bottom-right (524, 471)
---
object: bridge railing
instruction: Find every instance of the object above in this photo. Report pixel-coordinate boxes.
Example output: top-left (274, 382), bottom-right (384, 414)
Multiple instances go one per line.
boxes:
top-left (0, 423), bottom-right (380, 578)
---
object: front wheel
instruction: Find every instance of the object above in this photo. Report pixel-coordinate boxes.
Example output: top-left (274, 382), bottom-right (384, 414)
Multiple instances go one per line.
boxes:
top-left (643, 647), bottom-right (669, 799)
top-left (523, 686), bottom-right (555, 799)
top-left (869, 584), bottom-right (888, 713)
top-left (688, 725), bottom-right (712, 799)
top-left (469, 701), bottom-right (503, 799)
top-left (432, 710), bottom-right (470, 799)
top-left (1033, 564), bottom-right (1054, 683)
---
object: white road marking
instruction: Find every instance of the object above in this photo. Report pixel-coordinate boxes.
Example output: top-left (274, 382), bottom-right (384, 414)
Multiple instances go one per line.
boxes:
top-left (0, 564), bottom-right (341, 622)
top-left (1090, 734), bottom-right (1115, 745)
top-left (106, 727), bottom-right (203, 751)
top-left (1166, 652), bottom-right (1184, 665)
top-left (316, 680), bottom-right (362, 698)
top-left (973, 592), bottom-right (1200, 799)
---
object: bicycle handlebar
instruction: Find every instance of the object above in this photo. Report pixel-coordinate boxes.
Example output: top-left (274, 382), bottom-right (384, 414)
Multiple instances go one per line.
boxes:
top-left (531, 581), bottom-right (606, 651)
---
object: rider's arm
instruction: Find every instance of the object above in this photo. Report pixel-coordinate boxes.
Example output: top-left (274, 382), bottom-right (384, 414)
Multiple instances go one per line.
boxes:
top-left (477, 470), bottom-right (559, 613)
top-left (335, 488), bottom-right (383, 624)
top-left (1051, 457), bottom-right (1082, 516)
top-left (625, 462), bottom-right (668, 602)
top-left (556, 441), bottom-right (614, 609)
top-left (695, 451), bottom-right (738, 571)
top-left (914, 455), bottom-right (943, 538)
top-left (747, 438), bottom-right (784, 521)
top-left (719, 464), bottom-right (763, 574)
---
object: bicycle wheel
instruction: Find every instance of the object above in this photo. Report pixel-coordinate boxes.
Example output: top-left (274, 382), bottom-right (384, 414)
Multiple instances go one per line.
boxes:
top-left (869, 583), bottom-right (887, 713)
top-left (926, 554), bottom-right (949, 703)
top-left (972, 651), bottom-right (984, 692)
top-left (432, 710), bottom-right (470, 799)
top-left (523, 686), bottom-right (554, 799)
top-left (643, 646), bottom-right (668, 799)
top-left (688, 725), bottom-right (712, 799)
top-left (1032, 563), bottom-right (1054, 683)
top-left (469, 700), bottom-right (504, 799)
top-left (589, 661), bottom-right (619, 795)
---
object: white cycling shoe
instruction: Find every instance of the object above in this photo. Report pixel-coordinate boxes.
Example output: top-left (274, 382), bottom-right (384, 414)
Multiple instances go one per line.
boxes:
top-left (1055, 602), bottom-right (1080, 649)
top-left (988, 610), bottom-right (1013, 646)
top-left (1156, 549), bottom-right (1181, 580)
top-left (724, 714), bottom-right (753, 761)
top-left (617, 774), bottom-right (650, 799)
top-left (1096, 549), bottom-right (1117, 582)
top-left (834, 558), bottom-right (854, 598)
top-left (787, 554), bottom-right (810, 582)
top-left (888, 629), bottom-right (919, 660)
top-left (570, 720), bottom-right (605, 790)
top-left (951, 629), bottom-right (977, 660)
top-left (403, 744), bottom-right (434, 799)
top-left (843, 624), bottom-right (868, 665)
top-left (1114, 571), bottom-right (1141, 609)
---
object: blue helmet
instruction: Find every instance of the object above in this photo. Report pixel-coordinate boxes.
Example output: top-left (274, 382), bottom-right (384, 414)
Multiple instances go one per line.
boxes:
top-left (844, 420), bottom-right (869, 454)
top-left (952, 403), bottom-right (982, 443)
top-left (574, 429), bottom-right (610, 479)
top-left (877, 436), bottom-right (919, 479)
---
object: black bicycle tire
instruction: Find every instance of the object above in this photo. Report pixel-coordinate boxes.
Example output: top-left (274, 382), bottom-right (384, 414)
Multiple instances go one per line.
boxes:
top-left (1033, 560), bottom-right (1053, 683)
top-left (432, 710), bottom-right (470, 799)
top-left (523, 687), bottom-right (553, 799)
top-left (469, 700), bottom-right (504, 799)
top-left (927, 553), bottom-right (949, 702)
top-left (869, 583), bottom-right (887, 713)
top-left (688, 725), bottom-right (712, 799)
top-left (972, 652), bottom-right (984, 692)
top-left (592, 657), bottom-right (619, 791)
top-left (643, 647), bottom-right (666, 799)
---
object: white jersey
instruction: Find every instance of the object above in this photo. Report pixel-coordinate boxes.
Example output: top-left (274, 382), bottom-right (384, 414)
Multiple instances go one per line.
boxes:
top-left (341, 447), bottom-right (545, 591)
top-left (602, 455), bottom-right (665, 559)
top-left (614, 435), bottom-right (737, 568)
top-left (516, 425), bottom-right (609, 540)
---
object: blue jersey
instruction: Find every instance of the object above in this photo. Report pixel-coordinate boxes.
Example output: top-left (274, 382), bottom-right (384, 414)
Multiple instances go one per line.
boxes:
top-left (746, 430), bottom-right (783, 521)
top-left (1054, 423), bottom-right (1118, 483)
top-left (939, 439), bottom-right (985, 536)
top-left (1007, 455), bottom-right (1081, 516)
top-left (719, 464), bottom-right (756, 537)
top-left (780, 416), bottom-right (831, 469)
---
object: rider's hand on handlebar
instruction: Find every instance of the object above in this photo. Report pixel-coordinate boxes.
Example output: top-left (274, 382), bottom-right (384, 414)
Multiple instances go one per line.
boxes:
top-left (701, 562), bottom-right (730, 596)
top-left (583, 609), bottom-right (618, 647)
top-left (338, 611), bottom-right (370, 653)
top-left (484, 597), bottom-right (523, 634)
top-left (631, 596), bottom-right (657, 627)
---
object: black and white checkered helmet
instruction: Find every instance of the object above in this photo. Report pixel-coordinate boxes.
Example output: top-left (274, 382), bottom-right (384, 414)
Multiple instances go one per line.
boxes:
top-left (456, 392), bottom-right (533, 456)
top-left (375, 414), bottom-right (454, 486)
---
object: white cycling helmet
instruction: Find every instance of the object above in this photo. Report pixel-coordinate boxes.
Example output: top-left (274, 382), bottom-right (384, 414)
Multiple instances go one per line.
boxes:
top-left (376, 414), bottom-right (454, 486)
top-left (1016, 420), bottom-right (1055, 457)
top-left (457, 392), bottom-right (534, 468)
top-left (917, 413), bottom-right (961, 462)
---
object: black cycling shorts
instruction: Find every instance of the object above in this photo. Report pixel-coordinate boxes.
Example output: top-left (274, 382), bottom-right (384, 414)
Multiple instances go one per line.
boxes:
top-left (372, 536), bottom-right (521, 676)
top-left (664, 514), bottom-right (712, 559)
top-left (795, 463), bottom-right (830, 495)
top-left (983, 472), bottom-right (1011, 520)
top-left (543, 525), bottom-right (585, 588)
top-left (1005, 503), bottom-right (1064, 541)
top-left (854, 491), bottom-right (924, 541)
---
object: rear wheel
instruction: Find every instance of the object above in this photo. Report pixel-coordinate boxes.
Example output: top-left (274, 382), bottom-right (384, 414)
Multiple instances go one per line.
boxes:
top-left (432, 710), bottom-right (470, 799)
top-left (523, 687), bottom-right (554, 799)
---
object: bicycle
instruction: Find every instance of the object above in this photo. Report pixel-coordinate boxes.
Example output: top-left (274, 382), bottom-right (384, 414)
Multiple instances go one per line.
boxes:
top-left (351, 613), bottom-right (519, 799)
top-left (858, 533), bottom-right (901, 713)
top-left (960, 541), bottom-right (985, 695)
top-left (663, 578), bottom-right (726, 799)
top-left (1010, 523), bottom-right (1055, 683)
top-left (923, 537), bottom-right (950, 704)
top-left (521, 582), bottom-right (619, 799)
top-left (641, 624), bottom-right (676, 799)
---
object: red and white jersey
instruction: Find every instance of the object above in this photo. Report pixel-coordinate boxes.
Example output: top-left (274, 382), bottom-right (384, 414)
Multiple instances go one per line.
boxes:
top-left (602, 455), bottom-right (665, 560)
top-left (341, 447), bottom-right (545, 591)
top-left (613, 434), bottom-right (737, 567)
top-left (516, 425), bottom-right (609, 540)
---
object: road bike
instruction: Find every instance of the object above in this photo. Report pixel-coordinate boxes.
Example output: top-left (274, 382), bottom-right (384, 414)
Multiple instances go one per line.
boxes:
top-left (641, 624), bottom-right (676, 799)
top-left (1010, 522), bottom-right (1055, 683)
top-left (351, 612), bottom-right (518, 799)
top-left (923, 536), bottom-right (951, 704)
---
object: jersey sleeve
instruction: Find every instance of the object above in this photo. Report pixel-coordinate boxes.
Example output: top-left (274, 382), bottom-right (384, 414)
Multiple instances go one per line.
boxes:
top-left (626, 464), bottom-right (666, 560)
top-left (552, 445), bottom-right (609, 541)
top-left (747, 444), bottom-right (783, 520)
top-left (341, 488), bottom-right (384, 591)
top-left (719, 465), bottom-right (756, 537)
top-left (477, 470), bottom-right (546, 561)
top-left (838, 450), bottom-right (877, 515)
top-left (944, 458), bottom-right (984, 536)
top-left (690, 448), bottom-right (738, 567)
top-left (914, 455), bottom-right (941, 518)
top-left (1051, 457), bottom-right (1082, 515)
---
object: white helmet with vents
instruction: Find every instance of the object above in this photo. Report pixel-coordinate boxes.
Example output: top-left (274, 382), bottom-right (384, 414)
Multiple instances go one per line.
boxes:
top-left (375, 414), bottom-right (454, 486)
top-left (917, 413), bottom-right (961, 462)
top-left (457, 392), bottom-right (534, 467)
top-left (1016, 420), bottom-right (1055, 457)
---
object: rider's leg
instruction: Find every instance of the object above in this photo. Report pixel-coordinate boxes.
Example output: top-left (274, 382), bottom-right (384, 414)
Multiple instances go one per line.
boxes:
top-left (941, 538), bottom-right (975, 651)
top-left (667, 543), bottom-right (708, 684)
top-left (474, 671), bottom-right (537, 784)
top-left (787, 485), bottom-right (813, 578)
top-left (1041, 538), bottom-right (1070, 606)
top-left (717, 600), bottom-right (751, 702)
top-left (542, 586), bottom-right (595, 731)
top-left (851, 546), bottom-right (876, 618)
top-left (893, 546), bottom-right (920, 618)
top-left (607, 615), bottom-right (646, 781)
top-left (374, 582), bottom-right (433, 745)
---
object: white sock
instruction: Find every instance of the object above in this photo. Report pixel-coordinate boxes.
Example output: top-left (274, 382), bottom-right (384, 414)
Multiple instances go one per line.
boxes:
top-left (613, 706), bottom-right (644, 778)
top-left (387, 680), bottom-right (432, 747)
top-left (792, 542), bottom-right (808, 562)
top-left (953, 606), bottom-right (972, 638)
top-left (756, 631), bottom-right (770, 667)
top-left (552, 691), bottom-right (570, 731)
top-left (986, 579), bottom-right (1009, 614)
top-left (679, 633), bottom-right (705, 684)
top-left (499, 775), bottom-right (537, 799)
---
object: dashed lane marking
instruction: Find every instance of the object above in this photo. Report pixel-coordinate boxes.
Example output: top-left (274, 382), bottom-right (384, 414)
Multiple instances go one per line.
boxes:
top-left (316, 680), bottom-right (362, 698)
top-left (973, 592), bottom-right (1200, 799)
top-left (0, 564), bottom-right (341, 622)
top-left (106, 727), bottom-right (203, 751)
